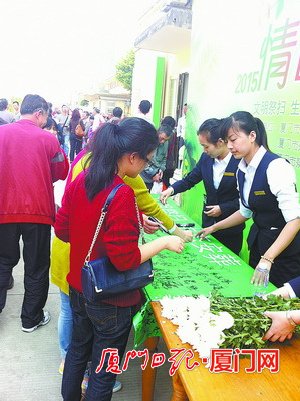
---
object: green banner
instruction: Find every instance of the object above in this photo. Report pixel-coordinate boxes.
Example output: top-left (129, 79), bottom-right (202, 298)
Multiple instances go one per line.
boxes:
top-left (182, 0), bottom-right (300, 222)
top-left (133, 197), bottom-right (276, 347)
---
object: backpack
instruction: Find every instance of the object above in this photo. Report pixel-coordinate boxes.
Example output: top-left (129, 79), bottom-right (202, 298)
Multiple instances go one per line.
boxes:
top-left (75, 122), bottom-right (85, 137)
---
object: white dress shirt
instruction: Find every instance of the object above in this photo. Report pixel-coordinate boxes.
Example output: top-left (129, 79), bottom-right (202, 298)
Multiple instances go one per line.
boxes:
top-left (177, 115), bottom-right (186, 139)
top-left (212, 152), bottom-right (232, 190)
top-left (238, 146), bottom-right (300, 222)
top-left (135, 112), bottom-right (154, 125)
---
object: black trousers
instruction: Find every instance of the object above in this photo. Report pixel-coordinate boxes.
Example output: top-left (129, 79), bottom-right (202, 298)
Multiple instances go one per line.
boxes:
top-left (69, 135), bottom-right (83, 162)
top-left (162, 169), bottom-right (175, 188)
top-left (0, 223), bottom-right (51, 327)
top-left (212, 231), bottom-right (243, 256)
top-left (145, 182), bottom-right (154, 192)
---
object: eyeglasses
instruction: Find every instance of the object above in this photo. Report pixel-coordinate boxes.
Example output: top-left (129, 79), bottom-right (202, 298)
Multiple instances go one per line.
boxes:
top-left (132, 152), bottom-right (153, 168)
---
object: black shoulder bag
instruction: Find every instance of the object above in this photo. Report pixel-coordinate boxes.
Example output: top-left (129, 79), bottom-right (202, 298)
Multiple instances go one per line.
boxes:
top-left (81, 183), bottom-right (154, 302)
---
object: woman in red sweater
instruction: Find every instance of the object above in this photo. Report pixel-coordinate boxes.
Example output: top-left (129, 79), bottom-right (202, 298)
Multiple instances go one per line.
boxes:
top-left (55, 117), bottom-right (185, 401)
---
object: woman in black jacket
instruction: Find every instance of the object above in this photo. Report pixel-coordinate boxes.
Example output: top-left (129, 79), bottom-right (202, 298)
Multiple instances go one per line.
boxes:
top-left (69, 108), bottom-right (84, 162)
top-left (198, 111), bottom-right (300, 287)
top-left (160, 118), bottom-right (244, 255)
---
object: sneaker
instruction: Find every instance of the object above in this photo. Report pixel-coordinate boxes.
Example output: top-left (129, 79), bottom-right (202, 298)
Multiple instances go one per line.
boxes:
top-left (22, 310), bottom-right (51, 333)
top-left (81, 367), bottom-right (90, 395)
top-left (113, 381), bottom-right (122, 393)
top-left (81, 371), bottom-right (122, 395)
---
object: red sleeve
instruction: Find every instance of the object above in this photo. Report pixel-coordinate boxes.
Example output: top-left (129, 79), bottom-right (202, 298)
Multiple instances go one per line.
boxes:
top-left (54, 182), bottom-right (72, 242)
top-left (103, 185), bottom-right (142, 271)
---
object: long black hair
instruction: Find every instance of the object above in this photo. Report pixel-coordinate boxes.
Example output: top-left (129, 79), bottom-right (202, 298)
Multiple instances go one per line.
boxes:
top-left (197, 118), bottom-right (224, 144)
top-left (85, 117), bottom-right (158, 200)
top-left (44, 117), bottom-right (58, 131)
top-left (220, 111), bottom-right (270, 151)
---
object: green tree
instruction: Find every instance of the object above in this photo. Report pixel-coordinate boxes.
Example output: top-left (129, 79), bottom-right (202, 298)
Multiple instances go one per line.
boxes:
top-left (80, 99), bottom-right (89, 107)
top-left (115, 50), bottom-right (135, 92)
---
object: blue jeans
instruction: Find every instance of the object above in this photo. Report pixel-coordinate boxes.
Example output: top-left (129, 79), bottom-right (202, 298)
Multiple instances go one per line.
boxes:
top-left (58, 291), bottom-right (73, 359)
top-left (62, 133), bottom-right (70, 158)
top-left (61, 287), bottom-right (137, 401)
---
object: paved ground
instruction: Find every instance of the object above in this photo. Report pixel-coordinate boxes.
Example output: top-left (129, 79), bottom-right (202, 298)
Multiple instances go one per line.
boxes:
top-left (0, 180), bottom-right (172, 401)
top-left (0, 260), bottom-right (172, 401)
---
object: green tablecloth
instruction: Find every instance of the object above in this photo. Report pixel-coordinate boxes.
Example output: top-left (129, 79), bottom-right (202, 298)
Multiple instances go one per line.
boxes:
top-left (133, 197), bottom-right (276, 347)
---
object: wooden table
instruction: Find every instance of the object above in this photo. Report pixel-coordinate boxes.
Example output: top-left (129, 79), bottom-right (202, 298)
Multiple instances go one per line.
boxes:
top-left (142, 302), bottom-right (300, 401)
top-left (138, 197), bottom-right (297, 400)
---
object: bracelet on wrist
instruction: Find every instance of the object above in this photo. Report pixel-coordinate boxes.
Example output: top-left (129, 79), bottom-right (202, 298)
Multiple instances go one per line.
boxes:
top-left (260, 255), bottom-right (274, 264)
top-left (286, 310), bottom-right (297, 326)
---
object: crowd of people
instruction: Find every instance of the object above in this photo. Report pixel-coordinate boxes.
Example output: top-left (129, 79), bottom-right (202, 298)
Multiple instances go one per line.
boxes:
top-left (48, 104), bottom-right (124, 162)
top-left (1, 94), bottom-right (300, 400)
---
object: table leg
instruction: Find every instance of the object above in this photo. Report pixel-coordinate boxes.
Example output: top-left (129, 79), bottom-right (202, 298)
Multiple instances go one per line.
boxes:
top-left (171, 372), bottom-right (188, 401)
top-left (142, 336), bottom-right (159, 401)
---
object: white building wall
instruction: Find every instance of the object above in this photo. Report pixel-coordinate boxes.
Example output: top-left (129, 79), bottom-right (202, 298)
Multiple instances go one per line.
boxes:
top-left (131, 49), bottom-right (161, 119)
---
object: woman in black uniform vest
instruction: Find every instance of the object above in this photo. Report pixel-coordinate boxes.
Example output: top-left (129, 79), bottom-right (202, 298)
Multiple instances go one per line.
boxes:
top-left (160, 118), bottom-right (244, 255)
top-left (198, 111), bottom-right (300, 287)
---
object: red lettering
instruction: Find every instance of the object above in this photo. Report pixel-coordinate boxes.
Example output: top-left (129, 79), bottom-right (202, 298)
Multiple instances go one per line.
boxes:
top-left (168, 348), bottom-right (189, 376)
top-left (151, 352), bottom-right (166, 368)
top-left (257, 349), bottom-right (280, 373)
top-left (241, 349), bottom-right (256, 373)
top-left (95, 348), bottom-right (122, 374)
top-left (209, 349), bottom-right (234, 373)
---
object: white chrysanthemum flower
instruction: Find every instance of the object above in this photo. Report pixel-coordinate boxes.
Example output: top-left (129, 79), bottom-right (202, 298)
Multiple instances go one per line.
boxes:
top-left (192, 340), bottom-right (211, 359)
top-left (160, 296), bottom-right (234, 358)
top-left (177, 323), bottom-right (197, 344)
top-left (196, 295), bottom-right (210, 313)
top-left (160, 296), bottom-right (178, 320)
top-left (217, 311), bottom-right (235, 329)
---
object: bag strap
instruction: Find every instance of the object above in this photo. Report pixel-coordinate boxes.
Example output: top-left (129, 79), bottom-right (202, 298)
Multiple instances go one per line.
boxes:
top-left (84, 183), bottom-right (124, 263)
top-left (134, 198), bottom-right (146, 245)
top-left (84, 183), bottom-right (146, 263)
top-left (62, 116), bottom-right (69, 130)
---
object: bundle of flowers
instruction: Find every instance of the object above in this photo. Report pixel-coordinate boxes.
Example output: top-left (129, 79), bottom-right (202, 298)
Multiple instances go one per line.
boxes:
top-left (160, 294), bottom-right (300, 357)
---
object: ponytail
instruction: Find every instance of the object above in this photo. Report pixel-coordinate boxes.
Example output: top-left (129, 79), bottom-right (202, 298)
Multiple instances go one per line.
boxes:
top-left (255, 118), bottom-right (270, 151)
top-left (85, 123), bottom-right (121, 200)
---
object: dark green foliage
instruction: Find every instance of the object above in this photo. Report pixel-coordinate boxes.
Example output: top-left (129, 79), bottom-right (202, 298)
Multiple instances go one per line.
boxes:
top-left (115, 50), bottom-right (135, 92)
top-left (210, 293), bottom-right (300, 349)
top-left (80, 99), bottom-right (89, 107)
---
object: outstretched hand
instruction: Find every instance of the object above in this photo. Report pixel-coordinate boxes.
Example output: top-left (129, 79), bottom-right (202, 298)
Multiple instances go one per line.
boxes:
top-left (263, 311), bottom-right (295, 342)
top-left (251, 261), bottom-right (271, 287)
top-left (195, 225), bottom-right (216, 240)
top-left (180, 229), bottom-right (193, 243)
top-left (164, 236), bottom-right (185, 253)
top-left (143, 215), bottom-right (160, 234)
top-left (160, 187), bottom-right (173, 205)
